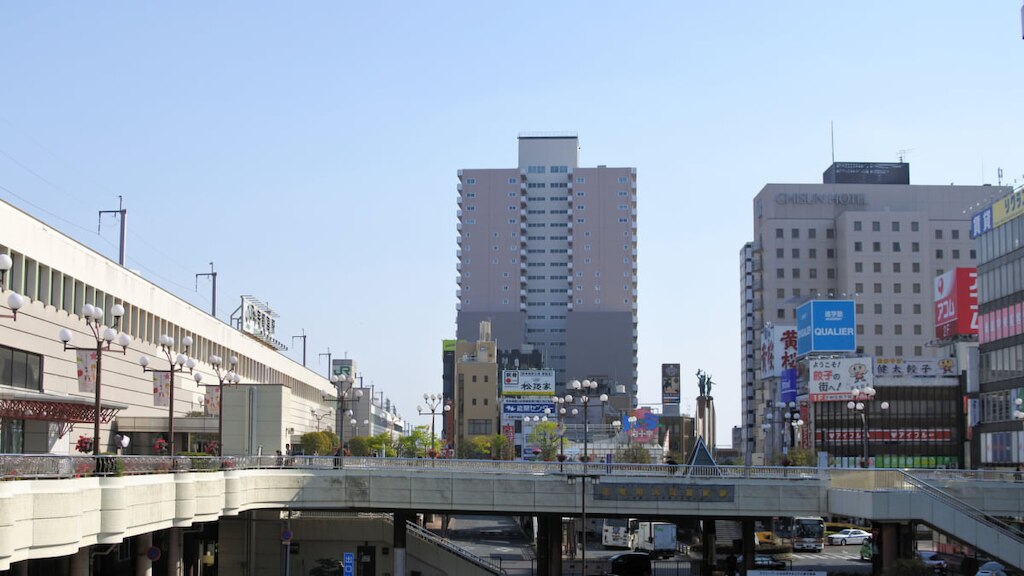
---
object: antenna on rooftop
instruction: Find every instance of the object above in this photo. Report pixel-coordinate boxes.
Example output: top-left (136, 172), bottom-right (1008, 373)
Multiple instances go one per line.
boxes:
top-left (897, 149), bottom-right (913, 163)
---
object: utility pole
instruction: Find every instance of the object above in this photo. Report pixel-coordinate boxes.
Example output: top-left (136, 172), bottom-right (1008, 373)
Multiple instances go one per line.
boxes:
top-left (319, 348), bottom-right (332, 380)
top-left (195, 262), bottom-right (218, 317)
top-left (98, 195), bottom-right (127, 266)
top-left (292, 331), bottom-right (307, 366)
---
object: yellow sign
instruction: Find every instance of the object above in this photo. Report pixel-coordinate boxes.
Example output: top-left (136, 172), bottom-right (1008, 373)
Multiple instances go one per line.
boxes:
top-left (992, 188), bottom-right (1024, 229)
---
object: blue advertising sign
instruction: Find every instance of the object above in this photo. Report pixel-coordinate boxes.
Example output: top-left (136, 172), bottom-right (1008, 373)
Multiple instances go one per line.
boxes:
top-left (797, 300), bottom-right (856, 355)
top-left (343, 552), bottom-right (354, 575)
top-left (780, 368), bottom-right (798, 404)
top-left (503, 401), bottom-right (556, 415)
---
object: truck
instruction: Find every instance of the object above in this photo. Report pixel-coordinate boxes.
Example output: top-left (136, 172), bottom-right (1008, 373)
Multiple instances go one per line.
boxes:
top-left (629, 521), bottom-right (677, 559)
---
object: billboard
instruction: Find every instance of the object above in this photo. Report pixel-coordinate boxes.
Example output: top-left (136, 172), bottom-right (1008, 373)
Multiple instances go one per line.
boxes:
top-left (620, 408), bottom-right (659, 444)
top-left (934, 268), bottom-right (978, 339)
top-left (661, 364), bottom-right (680, 405)
top-left (874, 357), bottom-right (958, 379)
top-left (797, 300), bottom-right (856, 356)
top-left (502, 397), bottom-right (556, 416)
top-left (501, 370), bottom-right (555, 395)
top-left (808, 357), bottom-right (874, 402)
top-left (760, 324), bottom-right (797, 379)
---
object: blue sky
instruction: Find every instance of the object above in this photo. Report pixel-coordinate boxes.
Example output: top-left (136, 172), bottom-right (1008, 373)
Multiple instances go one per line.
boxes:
top-left (1, 3), bottom-right (1022, 444)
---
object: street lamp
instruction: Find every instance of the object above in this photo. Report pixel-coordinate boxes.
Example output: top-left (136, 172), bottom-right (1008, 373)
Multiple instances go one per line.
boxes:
top-left (847, 386), bottom-right (889, 468)
top-left (547, 401), bottom-right (570, 463)
top-left (781, 401), bottom-right (805, 456)
top-left (139, 334), bottom-right (195, 456)
top-left (57, 303), bottom-right (132, 454)
top-left (331, 373), bottom-right (362, 462)
top-left (350, 417), bottom-right (369, 439)
top-left (0, 254), bottom-right (23, 320)
top-left (1014, 398), bottom-right (1024, 421)
top-left (311, 408), bottom-right (333, 431)
top-left (194, 354), bottom-right (240, 456)
top-left (418, 393), bottom-right (450, 458)
top-left (561, 379), bottom-right (609, 464)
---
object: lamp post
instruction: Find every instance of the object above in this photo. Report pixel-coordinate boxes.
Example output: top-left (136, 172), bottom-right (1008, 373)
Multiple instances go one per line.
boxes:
top-left (350, 418), bottom-right (369, 439)
top-left (332, 373), bottom-right (362, 462)
top-left (545, 399), bottom-right (570, 463)
top-left (58, 303), bottom-right (132, 454)
top-left (194, 355), bottom-right (240, 456)
top-left (418, 393), bottom-right (449, 458)
top-left (560, 379), bottom-right (608, 574)
top-left (139, 334), bottom-right (195, 456)
top-left (847, 386), bottom-right (889, 468)
top-left (0, 254), bottom-right (24, 320)
top-left (311, 408), bottom-right (333, 431)
top-left (781, 401), bottom-right (805, 456)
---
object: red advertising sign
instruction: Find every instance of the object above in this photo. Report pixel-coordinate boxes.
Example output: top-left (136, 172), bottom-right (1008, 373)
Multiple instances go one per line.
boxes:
top-left (934, 268), bottom-right (978, 339)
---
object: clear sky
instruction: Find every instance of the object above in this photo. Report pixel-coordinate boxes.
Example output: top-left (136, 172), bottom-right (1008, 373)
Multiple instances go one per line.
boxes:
top-left (1, 3), bottom-right (1022, 445)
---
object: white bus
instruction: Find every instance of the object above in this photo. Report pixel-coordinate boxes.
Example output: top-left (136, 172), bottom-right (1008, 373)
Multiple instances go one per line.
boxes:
top-left (601, 518), bottom-right (630, 548)
top-left (792, 516), bottom-right (825, 552)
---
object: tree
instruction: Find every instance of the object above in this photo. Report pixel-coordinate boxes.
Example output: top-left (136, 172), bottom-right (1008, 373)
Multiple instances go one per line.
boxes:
top-left (785, 447), bottom-right (815, 467)
top-left (300, 431), bottom-right (338, 456)
top-left (347, 436), bottom-right (371, 456)
top-left (619, 443), bottom-right (651, 464)
top-left (527, 421), bottom-right (560, 461)
top-left (365, 432), bottom-right (397, 457)
top-left (489, 434), bottom-right (511, 460)
top-left (396, 425), bottom-right (433, 457)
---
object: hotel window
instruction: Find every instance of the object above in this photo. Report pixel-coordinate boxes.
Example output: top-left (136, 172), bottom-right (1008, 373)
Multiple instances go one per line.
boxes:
top-left (913, 283), bottom-right (921, 294)
top-left (952, 230), bottom-right (960, 240)
top-left (854, 242), bottom-right (863, 252)
top-left (936, 249), bottom-right (944, 259)
top-left (776, 248), bottom-right (784, 258)
top-left (776, 229), bottom-right (784, 239)
top-left (893, 242), bottom-right (901, 252)
top-left (791, 228), bottom-right (800, 239)
top-left (873, 262), bottom-right (881, 273)
top-left (913, 304), bottom-right (922, 314)
top-left (872, 242), bottom-right (881, 252)
top-left (872, 221), bottom-right (881, 232)
top-left (895, 325), bottom-right (903, 335)
top-left (893, 262), bottom-right (901, 273)
top-left (912, 242), bottom-right (920, 253)
top-left (826, 228), bottom-right (835, 239)
top-left (874, 304), bottom-right (882, 314)
top-left (856, 303), bottom-right (864, 314)
top-left (911, 221), bottom-right (919, 232)
top-left (914, 325), bottom-right (922, 335)
top-left (892, 222), bottom-right (901, 232)
top-left (935, 230), bottom-right (943, 240)
top-left (854, 221), bottom-right (862, 231)
top-left (894, 304), bottom-right (902, 314)
top-left (809, 248), bottom-right (817, 258)
top-left (791, 249), bottom-right (800, 258)
top-left (808, 228), bottom-right (817, 239)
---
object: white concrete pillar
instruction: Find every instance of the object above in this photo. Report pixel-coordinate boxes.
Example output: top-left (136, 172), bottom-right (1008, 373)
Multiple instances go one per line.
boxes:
top-left (167, 528), bottom-right (181, 576)
top-left (136, 532), bottom-right (153, 576)
top-left (69, 547), bottom-right (89, 576)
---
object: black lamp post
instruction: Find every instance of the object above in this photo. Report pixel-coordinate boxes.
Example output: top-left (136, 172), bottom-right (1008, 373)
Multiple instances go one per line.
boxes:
top-left (58, 303), bottom-right (132, 454)
top-left (418, 393), bottom-right (449, 458)
top-left (847, 386), bottom-right (889, 468)
top-left (560, 378), bottom-right (608, 574)
top-left (139, 334), bottom-right (195, 456)
top-left (195, 355), bottom-right (240, 456)
top-left (332, 373), bottom-right (362, 464)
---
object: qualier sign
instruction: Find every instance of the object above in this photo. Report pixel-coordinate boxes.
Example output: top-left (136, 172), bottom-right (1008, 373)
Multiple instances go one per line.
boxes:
top-left (796, 300), bottom-right (856, 356)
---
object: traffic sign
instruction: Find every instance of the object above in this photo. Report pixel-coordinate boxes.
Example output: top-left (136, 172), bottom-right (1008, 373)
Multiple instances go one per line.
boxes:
top-left (281, 529), bottom-right (293, 543)
top-left (343, 552), bottom-right (354, 575)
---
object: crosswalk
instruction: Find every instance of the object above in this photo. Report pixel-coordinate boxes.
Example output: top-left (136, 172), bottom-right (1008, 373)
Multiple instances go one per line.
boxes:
top-left (793, 548), bottom-right (861, 561)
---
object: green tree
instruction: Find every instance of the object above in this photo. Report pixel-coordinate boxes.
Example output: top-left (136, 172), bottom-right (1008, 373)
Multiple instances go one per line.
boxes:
top-left (786, 447), bottom-right (816, 466)
top-left (489, 434), bottom-right (511, 460)
top-left (347, 436), bottom-right (371, 456)
top-left (396, 425), bottom-right (433, 457)
top-left (527, 421), bottom-right (560, 461)
top-left (300, 431), bottom-right (338, 455)
top-left (620, 443), bottom-right (651, 463)
top-left (365, 433), bottom-right (397, 457)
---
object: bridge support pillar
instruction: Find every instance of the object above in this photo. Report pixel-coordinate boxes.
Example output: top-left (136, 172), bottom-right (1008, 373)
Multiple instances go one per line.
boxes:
top-left (69, 546), bottom-right (88, 576)
top-left (536, 514), bottom-right (562, 576)
top-left (701, 520), bottom-right (716, 576)
top-left (393, 512), bottom-right (413, 576)
top-left (872, 522), bottom-right (913, 575)
top-left (166, 527), bottom-right (181, 576)
top-left (135, 532), bottom-right (153, 576)
top-left (741, 519), bottom-right (755, 573)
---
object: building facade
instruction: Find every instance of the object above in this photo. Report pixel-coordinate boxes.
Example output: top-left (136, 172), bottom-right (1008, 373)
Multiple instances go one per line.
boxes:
top-left (455, 134), bottom-right (637, 410)
top-left (453, 321), bottom-right (499, 456)
top-left (973, 185), bottom-right (1024, 466)
top-left (740, 166), bottom-right (1009, 465)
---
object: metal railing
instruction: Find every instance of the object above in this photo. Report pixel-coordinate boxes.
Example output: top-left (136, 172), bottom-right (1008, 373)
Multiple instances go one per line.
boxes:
top-left (899, 471), bottom-right (1024, 546)
top-left (395, 517), bottom-right (507, 575)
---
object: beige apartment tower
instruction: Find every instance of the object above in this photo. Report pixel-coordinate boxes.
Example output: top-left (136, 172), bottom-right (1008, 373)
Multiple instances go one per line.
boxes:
top-left (456, 134), bottom-right (638, 410)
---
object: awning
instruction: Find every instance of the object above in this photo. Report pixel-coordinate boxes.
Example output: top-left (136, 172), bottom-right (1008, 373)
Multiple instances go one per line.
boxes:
top-left (0, 387), bottom-right (129, 438)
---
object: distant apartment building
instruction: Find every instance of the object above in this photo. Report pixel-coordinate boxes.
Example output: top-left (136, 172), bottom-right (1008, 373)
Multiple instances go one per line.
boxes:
top-left (453, 321), bottom-right (499, 455)
top-left (740, 162), bottom-right (1008, 464)
top-left (455, 134), bottom-right (638, 413)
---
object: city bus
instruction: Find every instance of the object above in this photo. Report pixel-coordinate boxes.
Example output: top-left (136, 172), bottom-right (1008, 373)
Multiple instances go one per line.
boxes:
top-left (601, 518), bottom-right (631, 548)
top-left (791, 516), bottom-right (825, 552)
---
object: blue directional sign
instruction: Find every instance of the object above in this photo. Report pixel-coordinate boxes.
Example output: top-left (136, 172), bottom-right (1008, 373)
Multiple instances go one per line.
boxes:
top-left (343, 552), bottom-right (354, 575)
top-left (797, 300), bottom-right (856, 356)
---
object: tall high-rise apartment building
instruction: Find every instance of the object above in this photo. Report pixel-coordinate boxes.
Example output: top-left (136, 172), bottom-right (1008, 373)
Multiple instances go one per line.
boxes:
top-left (456, 134), bottom-right (638, 408)
top-left (739, 163), bottom-right (1008, 463)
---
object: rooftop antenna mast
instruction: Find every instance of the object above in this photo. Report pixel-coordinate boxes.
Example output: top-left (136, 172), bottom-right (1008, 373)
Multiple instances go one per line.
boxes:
top-left (830, 121), bottom-right (835, 165)
top-left (897, 149), bottom-right (913, 163)
top-left (292, 330), bottom-right (308, 366)
top-left (98, 195), bottom-right (127, 265)
top-left (195, 262), bottom-right (218, 317)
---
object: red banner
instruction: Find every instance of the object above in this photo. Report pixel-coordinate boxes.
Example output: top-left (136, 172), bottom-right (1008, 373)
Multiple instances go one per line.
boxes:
top-left (934, 268), bottom-right (977, 339)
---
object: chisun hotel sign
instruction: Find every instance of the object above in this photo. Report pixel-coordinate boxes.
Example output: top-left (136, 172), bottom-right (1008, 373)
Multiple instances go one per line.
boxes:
top-left (796, 300), bottom-right (856, 356)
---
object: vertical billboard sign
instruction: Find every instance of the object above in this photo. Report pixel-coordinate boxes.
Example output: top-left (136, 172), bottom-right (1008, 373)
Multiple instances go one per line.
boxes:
top-left (661, 364), bottom-right (680, 405)
top-left (934, 268), bottom-right (978, 339)
top-left (797, 300), bottom-right (856, 356)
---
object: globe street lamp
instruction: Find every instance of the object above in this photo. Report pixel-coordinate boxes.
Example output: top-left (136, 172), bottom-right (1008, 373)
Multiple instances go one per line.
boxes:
top-left (58, 303), bottom-right (132, 454)
top-left (311, 408), bottom-right (333, 431)
top-left (781, 401), bottom-right (804, 456)
top-left (0, 254), bottom-right (23, 320)
top-left (847, 386), bottom-right (889, 468)
top-left (418, 393), bottom-right (449, 458)
top-left (139, 334), bottom-right (195, 456)
top-left (350, 417), bottom-right (369, 439)
top-left (561, 379), bottom-right (608, 575)
top-left (545, 399), bottom-right (571, 463)
top-left (194, 354), bottom-right (240, 456)
top-left (332, 373), bottom-right (362, 463)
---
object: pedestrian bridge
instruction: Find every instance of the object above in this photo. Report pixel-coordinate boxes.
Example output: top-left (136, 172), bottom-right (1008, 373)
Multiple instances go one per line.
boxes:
top-left (0, 456), bottom-right (1022, 571)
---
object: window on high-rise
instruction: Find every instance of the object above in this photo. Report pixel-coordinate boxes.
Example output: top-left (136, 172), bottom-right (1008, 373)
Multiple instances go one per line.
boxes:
top-left (791, 228), bottom-right (800, 239)
top-left (776, 228), bottom-right (784, 238)
top-left (893, 242), bottom-right (901, 252)
top-left (808, 228), bottom-right (817, 239)
top-left (809, 269), bottom-right (817, 279)
top-left (912, 242), bottom-right (920, 253)
top-left (936, 249), bottom-right (944, 259)
top-left (776, 248), bottom-right (784, 258)
top-left (527, 165), bottom-right (546, 174)
top-left (854, 221), bottom-right (863, 231)
top-left (874, 283), bottom-right (882, 293)
top-left (913, 283), bottom-right (921, 294)
top-left (894, 303), bottom-right (902, 314)
top-left (893, 262), bottom-right (901, 273)
top-left (970, 249), bottom-right (977, 259)
top-left (875, 346), bottom-right (883, 356)
top-left (777, 288), bottom-right (785, 298)
top-left (914, 325), bottom-right (922, 335)
top-left (892, 222), bottom-right (901, 232)
top-left (895, 345), bottom-right (904, 356)
top-left (777, 309), bottom-right (785, 319)
top-left (827, 269), bottom-right (836, 279)
top-left (827, 249), bottom-right (835, 258)
top-left (791, 249), bottom-right (799, 258)
top-left (912, 262), bottom-right (921, 273)
top-left (874, 325), bottom-right (883, 335)
top-left (792, 269), bottom-right (800, 279)
top-left (873, 262), bottom-right (881, 273)
top-left (911, 221), bottom-right (920, 232)
top-left (894, 283), bottom-right (902, 294)
top-left (856, 303), bottom-right (864, 314)
top-left (618, 176), bottom-right (628, 184)
top-left (872, 242), bottom-right (881, 252)
top-left (952, 230), bottom-right (960, 240)
top-left (854, 242), bottom-right (863, 252)
top-left (857, 325), bottom-right (865, 335)
top-left (777, 269), bottom-right (784, 278)
top-left (872, 221), bottom-right (881, 232)
top-left (895, 325), bottom-right (903, 335)
top-left (809, 248), bottom-right (817, 258)
top-left (826, 228), bottom-right (835, 239)
top-left (952, 249), bottom-right (960, 259)
top-left (914, 346), bottom-right (922, 355)
top-left (874, 304), bottom-right (883, 314)
top-left (935, 230), bottom-right (943, 240)
top-left (913, 303), bottom-right (922, 314)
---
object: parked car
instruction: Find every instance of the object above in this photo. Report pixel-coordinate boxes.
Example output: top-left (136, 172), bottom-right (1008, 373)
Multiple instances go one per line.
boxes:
top-left (916, 551), bottom-right (948, 574)
top-left (974, 561), bottom-right (1007, 576)
top-left (736, 554), bottom-right (787, 570)
top-left (607, 552), bottom-right (652, 576)
top-left (827, 529), bottom-right (872, 546)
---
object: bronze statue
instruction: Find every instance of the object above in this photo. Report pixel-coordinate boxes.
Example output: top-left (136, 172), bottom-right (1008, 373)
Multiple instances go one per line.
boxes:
top-left (696, 369), bottom-right (714, 397)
